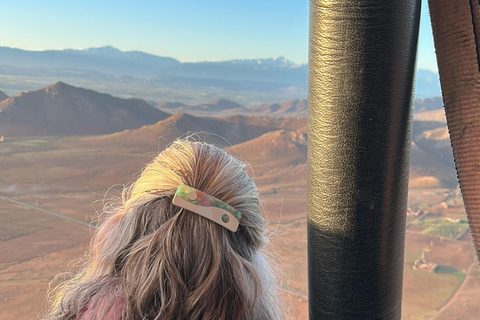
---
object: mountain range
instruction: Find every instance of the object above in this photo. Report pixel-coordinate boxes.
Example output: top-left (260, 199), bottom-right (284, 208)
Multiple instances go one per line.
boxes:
top-left (0, 82), bottom-right (454, 188)
top-left (0, 46), bottom-right (300, 78)
top-left (0, 46), bottom-right (440, 106)
top-left (0, 82), bottom-right (445, 136)
top-left (156, 95), bottom-right (442, 118)
top-left (156, 98), bottom-right (247, 116)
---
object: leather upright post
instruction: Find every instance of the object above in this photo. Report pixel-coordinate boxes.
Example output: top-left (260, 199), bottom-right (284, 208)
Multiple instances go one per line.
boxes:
top-left (428, 0), bottom-right (480, 264)
top-left (308, 1), bottom-right (420, 319)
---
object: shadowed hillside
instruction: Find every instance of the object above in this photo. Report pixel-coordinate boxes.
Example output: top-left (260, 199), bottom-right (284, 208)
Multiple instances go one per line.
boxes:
top-left (157, 98), bottom-right (308, 118)
top-left (156, 101), bottom-right (187, 110)
top-left (409, 141), bottom-right (457, 188)
top-left (228, 130), bottom-right (308, 192)
top-left (156, 98), bottom-right (247, 116)
top-left (0, 90), bottom-right (7, 102)
top-left (409, 113), bottom-right (455, 187)
top-left (157, 97), bottom-right (442, 119)
top-left (0, 82), bottom-right (170, 136)
top-left (250, 99), bottom-right (307, 117)
top-left (414, 97), bottom-right (444, 113)
top-left (93, 113), bottom-right (281, 150)
top-left (221, 115), bottom-right (307, 133)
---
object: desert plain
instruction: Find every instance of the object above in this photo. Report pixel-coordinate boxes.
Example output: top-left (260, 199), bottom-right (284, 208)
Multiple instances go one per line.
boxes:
top-left (0, 84), bottom-right (477, 320)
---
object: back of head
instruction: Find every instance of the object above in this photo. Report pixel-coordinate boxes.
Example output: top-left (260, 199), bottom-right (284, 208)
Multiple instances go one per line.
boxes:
top-left (44, 140), bottom-right (281, 320)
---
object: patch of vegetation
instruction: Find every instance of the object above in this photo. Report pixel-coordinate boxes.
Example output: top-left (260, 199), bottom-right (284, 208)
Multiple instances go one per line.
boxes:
top-left (401, 303), bottom-right (436, 320)
top-left (8, 139), bottom-right (48, 147)
top-left (436, 265), bottom-right (466, 278)
top-left (412, 218), bottom-right (470, 239)
top-left (410, 203), bottom-right (431, 211)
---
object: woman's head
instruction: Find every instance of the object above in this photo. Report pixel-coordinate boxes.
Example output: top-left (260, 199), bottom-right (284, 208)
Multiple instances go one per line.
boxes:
top-left (44, 140), bottom-right (281, 320)
top-left (123, 139), bottom-right (265, 251)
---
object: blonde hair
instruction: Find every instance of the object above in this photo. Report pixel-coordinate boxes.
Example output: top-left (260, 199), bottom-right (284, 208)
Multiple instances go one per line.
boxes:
top-left (44, 140), bottom-right (282, 320)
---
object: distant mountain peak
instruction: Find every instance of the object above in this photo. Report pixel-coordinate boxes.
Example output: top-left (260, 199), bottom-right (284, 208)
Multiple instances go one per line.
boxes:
top-left (0, 82), bottom-right (170, 136)
top-left (271, 56), bottom-right (294, 64)
top-left (156, 101), bottom-right (187, 109)
top-left (251, 99), bottom-right (307, 117)
top-left (44, 81), bottom-right (79, 95)
top-left (63, 46), bottom-right (121, 56)
top-left (49, 81), bottom-right (69, 88)
top-left (207, 98), bottom-right (243, 107)
top-left (79, 46), bottom-right (127, 57)
top-left (200, 98), bottom-right (245, 111)
top-left (225, 57), bottom-right (298, 67)
top-left (84, 45), bottom-right (119, 53)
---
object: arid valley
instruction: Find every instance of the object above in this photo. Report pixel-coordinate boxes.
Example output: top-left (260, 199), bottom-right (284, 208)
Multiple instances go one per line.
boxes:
top-left (0, 82), bottom-right (478, 320)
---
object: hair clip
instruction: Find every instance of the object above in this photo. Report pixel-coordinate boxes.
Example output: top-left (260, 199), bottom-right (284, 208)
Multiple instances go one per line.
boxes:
top-left (172, 184), bottom-right (242, 232)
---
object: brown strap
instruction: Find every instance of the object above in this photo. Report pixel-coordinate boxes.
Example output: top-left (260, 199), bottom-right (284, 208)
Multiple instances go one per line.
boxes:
top-left (429, 0), bottom-right (480, 260)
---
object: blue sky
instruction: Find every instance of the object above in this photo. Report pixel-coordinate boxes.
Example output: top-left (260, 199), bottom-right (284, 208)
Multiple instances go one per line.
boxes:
top-left (0, 0), bottom-right (437, 71)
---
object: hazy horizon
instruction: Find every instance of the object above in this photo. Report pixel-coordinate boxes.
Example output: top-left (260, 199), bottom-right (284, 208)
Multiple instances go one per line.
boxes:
top-left (0, 1), bottom-right (437, 71)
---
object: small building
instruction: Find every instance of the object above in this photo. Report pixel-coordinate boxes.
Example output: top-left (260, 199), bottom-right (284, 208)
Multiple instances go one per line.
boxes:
top-left (444, 217), bottom-right (466, 223)
top-left (407, 209), bottom-right (423, 217)
top-left (413, 249), bottom-right (438, 273)
top-left (413, 259), bottom-right (438, 273)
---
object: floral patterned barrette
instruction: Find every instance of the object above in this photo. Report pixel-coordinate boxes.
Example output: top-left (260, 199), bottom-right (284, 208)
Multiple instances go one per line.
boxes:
top-left (172, 184), bottom-right (242, 232)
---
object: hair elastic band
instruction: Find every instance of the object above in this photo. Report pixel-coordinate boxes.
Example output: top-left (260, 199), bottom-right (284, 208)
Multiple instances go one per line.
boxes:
top-left (172, 184), bottom-right (242, 232)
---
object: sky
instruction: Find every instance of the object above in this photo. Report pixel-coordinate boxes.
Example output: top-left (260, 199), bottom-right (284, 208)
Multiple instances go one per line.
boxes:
top-left (0, 1), bottom-right (437, 71)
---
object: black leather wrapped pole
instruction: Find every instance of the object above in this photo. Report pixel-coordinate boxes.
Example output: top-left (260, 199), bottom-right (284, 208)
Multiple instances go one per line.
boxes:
top-left (308, 1), bottom-right (420, 319)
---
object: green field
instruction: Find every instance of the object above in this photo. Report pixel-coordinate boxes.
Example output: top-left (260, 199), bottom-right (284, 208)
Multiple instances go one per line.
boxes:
top-left (412, 218), bottom-right (470, 239)
top-left (8, 139), bottom-right (49, 147)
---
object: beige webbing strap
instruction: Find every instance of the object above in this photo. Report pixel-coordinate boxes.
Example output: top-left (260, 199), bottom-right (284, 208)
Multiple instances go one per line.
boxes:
top-left (429, 0), bottom-right (480, 261)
